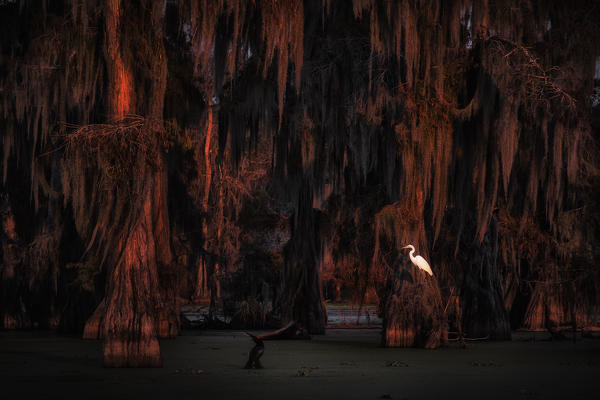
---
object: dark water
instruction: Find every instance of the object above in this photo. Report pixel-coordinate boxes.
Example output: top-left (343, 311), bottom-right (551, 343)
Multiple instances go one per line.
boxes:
top-left (0, 329), bottom-right (598, 400)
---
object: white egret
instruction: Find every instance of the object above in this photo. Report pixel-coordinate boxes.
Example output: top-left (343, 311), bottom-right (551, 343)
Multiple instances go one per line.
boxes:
top-left (401, 245), bottom-right (433, 276)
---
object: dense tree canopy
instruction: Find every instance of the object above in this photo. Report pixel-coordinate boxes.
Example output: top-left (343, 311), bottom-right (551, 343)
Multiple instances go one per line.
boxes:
top-left (1, 0), bottom-right (599, 365)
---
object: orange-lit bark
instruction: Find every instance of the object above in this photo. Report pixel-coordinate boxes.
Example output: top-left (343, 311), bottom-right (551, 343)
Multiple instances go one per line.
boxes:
top-left (203, 99), bottom-right (214, 210)
top-left (112, 56), bottom-right (133, 119)
top-left (103, 181), bottom-right (162, 367)
top-left (82, 300), bottom-right (105, 340)
top-left (105, 0), bottom-right (133, 120)
top-left (83, 0), bottom-right (173, 367)
top-left (100, 0), bottom-right (160, 367)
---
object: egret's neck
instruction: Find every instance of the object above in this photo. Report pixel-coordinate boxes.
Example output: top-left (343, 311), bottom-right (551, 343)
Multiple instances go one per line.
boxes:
top-left (409, 247), bottom-right (415, 260)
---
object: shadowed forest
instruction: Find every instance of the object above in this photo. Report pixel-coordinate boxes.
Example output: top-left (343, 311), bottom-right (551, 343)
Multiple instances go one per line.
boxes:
top-left (1, 0), bottom-right (600, 374)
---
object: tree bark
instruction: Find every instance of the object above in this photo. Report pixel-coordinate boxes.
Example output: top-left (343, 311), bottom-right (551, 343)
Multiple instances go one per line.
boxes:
top-left (155, 158), bottom-right (180, 339)
top-left (374, 198), bottom-right (447, 348)
top-left (460, 215), bottom-right (511, 339)
top-left (280, 180), bottom-right (327, 334)
top-left (522, 284), bottom-right (563, 331)
top-left (83, 0), bottom-right (174, 366)
top-left (102, 175), bottom-right (163, 367)
top-left (382, 264), bottom-right (446, 348)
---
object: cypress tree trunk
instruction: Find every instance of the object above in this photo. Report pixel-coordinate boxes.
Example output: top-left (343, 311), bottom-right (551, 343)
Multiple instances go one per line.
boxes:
top-left (460, 215), bottom-right (511, 339)
top-left (382, 262), bottom-right (446, 348)
top-left (280, 181), bottom-right (327, 334)
top-left (81, 0), bottom-right (172, 367)
top-left (102, 174), bottom-right (163, 367)
top-left (374, 201), bottom-right (447, 348)
top-left (154, 154), bottom-right (179, 339)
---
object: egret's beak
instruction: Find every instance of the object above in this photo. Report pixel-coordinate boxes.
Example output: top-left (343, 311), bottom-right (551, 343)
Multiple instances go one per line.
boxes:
top-left (401, 245), bottom-right (409, 249)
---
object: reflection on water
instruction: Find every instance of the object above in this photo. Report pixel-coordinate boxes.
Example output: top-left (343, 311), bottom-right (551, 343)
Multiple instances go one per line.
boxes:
top-left (181, 303), bottom-right (383, 328)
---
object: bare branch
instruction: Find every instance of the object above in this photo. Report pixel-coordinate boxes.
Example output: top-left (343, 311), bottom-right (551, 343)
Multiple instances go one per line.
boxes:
top-left (487, 36), bottom-right (576, 110)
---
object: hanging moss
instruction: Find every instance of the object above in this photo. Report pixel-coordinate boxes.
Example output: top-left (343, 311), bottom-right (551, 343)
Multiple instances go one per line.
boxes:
top-left (1, 0), bottom-right (599, 352)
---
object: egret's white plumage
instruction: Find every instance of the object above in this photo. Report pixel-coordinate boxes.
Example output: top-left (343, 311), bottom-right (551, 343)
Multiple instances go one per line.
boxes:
top-left (401, 245), bottom-right (433, 276)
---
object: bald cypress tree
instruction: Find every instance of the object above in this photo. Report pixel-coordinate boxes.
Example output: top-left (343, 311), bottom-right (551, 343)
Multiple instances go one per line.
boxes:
top-left (1, 0), bottom-right (599, 362)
